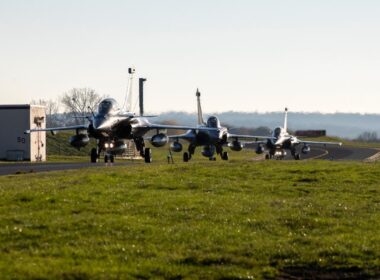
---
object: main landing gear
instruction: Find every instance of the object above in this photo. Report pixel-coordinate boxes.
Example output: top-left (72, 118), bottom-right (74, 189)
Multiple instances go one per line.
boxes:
top-left (183, 145), bottom-right (195, 162)
top-left (217, 145), bottom-right (228, 161)
top-left (134, 137), bottom-right (152, 163)
top-left (183, 152), bottom-right (190, 162)
top-left (144, 148), bottom-right (152, 163)
top-left (291, 148), bottom-right (301, 160)
top-left (221, 151), bottom-right (229, 161)
top-left (90, 148), bottom-right (98, 163)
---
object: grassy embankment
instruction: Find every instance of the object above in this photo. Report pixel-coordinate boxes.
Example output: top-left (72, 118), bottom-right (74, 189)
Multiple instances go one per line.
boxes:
top-left (0, 160), bottom-right (379, 279)
top-left (46, 132), bottom-right (95, 162)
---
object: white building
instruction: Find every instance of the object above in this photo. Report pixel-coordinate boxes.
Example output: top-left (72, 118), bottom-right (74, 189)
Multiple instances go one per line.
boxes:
top-left (0, 105), bottom-right (46, 161)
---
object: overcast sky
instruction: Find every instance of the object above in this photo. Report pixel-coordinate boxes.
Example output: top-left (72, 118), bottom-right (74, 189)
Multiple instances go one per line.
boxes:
top-left (1, 0), bottom-right (379, 113)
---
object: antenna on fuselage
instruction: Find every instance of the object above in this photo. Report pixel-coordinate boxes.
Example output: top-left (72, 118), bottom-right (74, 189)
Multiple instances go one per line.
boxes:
top-left (123, 67), bottom-right (135, 111)
top-left (284, 107), bottom-right (288, 132)
top-left (196, 88), bottom-right (205, 125)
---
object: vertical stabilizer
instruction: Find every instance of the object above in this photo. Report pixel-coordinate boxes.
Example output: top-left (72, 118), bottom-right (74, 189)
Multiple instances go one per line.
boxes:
top-left (124, 67), bottom-right (135, 111)
top-left (196, 89), bottom-right (205, 125)
top-left (284, 107), bottom-right (288, 132)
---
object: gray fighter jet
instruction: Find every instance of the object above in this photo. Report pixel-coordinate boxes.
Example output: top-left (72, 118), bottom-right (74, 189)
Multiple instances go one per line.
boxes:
top-left (25, 98), bottom-right (216, 163)
top-left (252, 108), bottom-right (342, 160)
top-left (169, 89), bottom-right (259, 161)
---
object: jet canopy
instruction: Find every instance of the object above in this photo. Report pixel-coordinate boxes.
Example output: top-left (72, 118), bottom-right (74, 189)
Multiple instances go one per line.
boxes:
top-left (273, 127), bottom-right (282, 138)
top-left (206, 116), bottom-right (220, 128)
top-left (98, 98), bottom-right (119, 115)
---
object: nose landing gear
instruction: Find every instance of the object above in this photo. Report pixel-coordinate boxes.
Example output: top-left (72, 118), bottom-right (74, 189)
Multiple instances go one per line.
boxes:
top-left (104, 154), bottom-right (115, 163)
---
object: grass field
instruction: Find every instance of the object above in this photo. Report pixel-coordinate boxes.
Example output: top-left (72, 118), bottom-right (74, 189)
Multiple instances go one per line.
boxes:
top-left (0, 159), bottom-right (379, 279)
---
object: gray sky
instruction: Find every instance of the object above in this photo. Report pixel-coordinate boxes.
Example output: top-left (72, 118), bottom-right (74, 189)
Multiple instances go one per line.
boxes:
top-left (1, 0), bottom-right (379, 113)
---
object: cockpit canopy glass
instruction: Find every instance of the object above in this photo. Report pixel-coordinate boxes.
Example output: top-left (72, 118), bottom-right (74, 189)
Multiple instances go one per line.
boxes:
top-left (274, 127), bottom-right (282, 138)
top-left (206, 116), bottom-right (220, 128)
top-left (98, 98), bottom-right (118, 115)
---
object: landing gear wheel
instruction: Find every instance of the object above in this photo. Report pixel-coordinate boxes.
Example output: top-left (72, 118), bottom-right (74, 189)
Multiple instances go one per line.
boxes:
top-left (110, 155), bottom-right (114, 163)
top-left (144, 148), bottom-right (152, 163)
top-left (183, 152), bottom-right (189, 162)
top-left (90, 148), bottom-right (97, 163)
top-left (265, 154), bottom-right (270, 160)
top-left (104, 155), bottom-right (109, 163)
top-left (294, 153), bottom-right (301, 160)
top-left (222, 152), bottom-right (229, 160)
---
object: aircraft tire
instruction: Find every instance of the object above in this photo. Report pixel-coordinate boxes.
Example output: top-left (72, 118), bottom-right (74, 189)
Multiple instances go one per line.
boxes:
top-left (104, 155), bottom-right (109, 163)
top-left (295, 153), bottom-right (301, 160)
top-left (183, 152), bottom-right (189, 162)
top-left (110, 155), bottom-right (114, 163)
top-left (90, 148), bottom-right (97, 163)
top-left (222, 152), bottom-right (229, 160)
top-left (265, 154), bottom-right (270, 160)
top-left (144, 148), bottom-right (152, 163)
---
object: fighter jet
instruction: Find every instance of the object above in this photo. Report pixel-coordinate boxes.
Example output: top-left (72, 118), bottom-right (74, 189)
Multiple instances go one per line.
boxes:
top-left (169, 89), bottom-right (259, 161)
top-left (252, 108), bottom-right (342, 160)
top-left (25, 97), bottom-right (217, 163)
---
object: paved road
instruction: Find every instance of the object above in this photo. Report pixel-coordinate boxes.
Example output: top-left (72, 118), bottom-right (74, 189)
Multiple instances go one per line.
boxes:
top-left (281, 145), bottom-right (378, 161)
top-left (0, 146), bottom-right (378, 176)
top-left (0, 161), bottom-right (139, 176)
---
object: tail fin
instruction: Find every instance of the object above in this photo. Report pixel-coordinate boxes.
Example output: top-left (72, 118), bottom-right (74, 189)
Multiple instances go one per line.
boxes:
top-left (284, 107), bottom-right (288, 132)
top-left (123, 67), bottom-right (135, 111)
top-left (196, 89), bottom-right (205, 125)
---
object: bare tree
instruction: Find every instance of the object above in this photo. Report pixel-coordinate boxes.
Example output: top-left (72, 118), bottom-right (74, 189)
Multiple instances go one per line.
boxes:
top-left (356, 131), bottom-right (379, 142)
top-left (61, 88), bottom-right (104, 115)
top-left (30, 99), bottom-right (60, 126)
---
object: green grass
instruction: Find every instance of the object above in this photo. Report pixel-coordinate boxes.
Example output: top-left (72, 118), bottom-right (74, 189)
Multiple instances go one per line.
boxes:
top-left (0, 160), bottom-right (379, 279)
top-left (47, 131), bottom-right (97, 157)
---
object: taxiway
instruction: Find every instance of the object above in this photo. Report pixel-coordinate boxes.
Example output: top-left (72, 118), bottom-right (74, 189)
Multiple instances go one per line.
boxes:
top-left (0, 146), bottom-right (378, 176)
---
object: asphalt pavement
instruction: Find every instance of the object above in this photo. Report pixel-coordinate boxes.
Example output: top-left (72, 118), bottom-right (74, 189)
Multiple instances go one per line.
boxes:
top-left (0, 146), bottom-right (378, 176)
top-left (0, 161), bottom-right (138, 176)
top-left (282, 145), bottom-right (378, 161)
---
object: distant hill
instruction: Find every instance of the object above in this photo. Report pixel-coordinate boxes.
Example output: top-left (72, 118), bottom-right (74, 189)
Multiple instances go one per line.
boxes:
top-left (152, 111), bottom-right (380, 139)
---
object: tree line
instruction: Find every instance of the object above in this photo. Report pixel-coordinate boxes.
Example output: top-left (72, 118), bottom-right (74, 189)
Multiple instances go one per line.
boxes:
top-left (31, 88), bottom-right (105, 127)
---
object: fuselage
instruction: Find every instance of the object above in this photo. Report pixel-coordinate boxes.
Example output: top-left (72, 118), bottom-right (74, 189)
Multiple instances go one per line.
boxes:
top-left (267, 126), bottom-right (299, 150)
top-left (182, 116), bottom-right (227, 146)
top-left (89, 98), bottom-right (151, 140)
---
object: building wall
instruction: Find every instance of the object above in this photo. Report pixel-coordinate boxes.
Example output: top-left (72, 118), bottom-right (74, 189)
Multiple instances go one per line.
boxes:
top-left (0, 105), bottom-right (46, 161)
